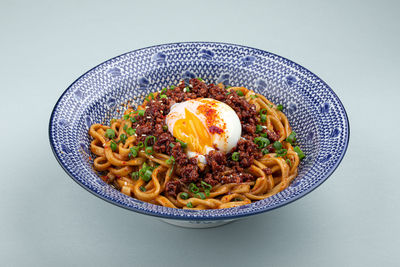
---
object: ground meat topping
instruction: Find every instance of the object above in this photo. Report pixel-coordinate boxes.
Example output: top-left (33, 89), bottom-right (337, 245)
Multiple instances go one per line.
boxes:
top-left (205, 150), bottom-right (227, 173)
top-left (128, 78), bottom-right (281, 188)
top-left (265, 129), bottom-right (280, 142)
top-left (165, 180), bottom-right (180, 197)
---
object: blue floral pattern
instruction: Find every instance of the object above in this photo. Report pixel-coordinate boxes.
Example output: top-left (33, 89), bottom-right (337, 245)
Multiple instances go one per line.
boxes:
top-left (320, 102), bottom-right (330, 113)
top-left (217, 73), bottom-right (230, 86)
top-left (182, 70), bottom-right (196, 85)
top-left (241, 55), bottom-right (256, 66)
top-left (107, 67), bottom-right (122, 77)
top-left (49, 42), bottom-right (349, 221)
top-left (138, 77), bottom-right (149, 91)
top-left (152, 52), bottom-right (167, 64)
top-left (286, 75), bottom-right (297, 86)
top-left (199, 49), bottom-right (214, 60)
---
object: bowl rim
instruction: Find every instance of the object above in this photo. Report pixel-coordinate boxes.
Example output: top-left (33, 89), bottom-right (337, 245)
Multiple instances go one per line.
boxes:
top-left (49, 41), bottom-right (350, 221)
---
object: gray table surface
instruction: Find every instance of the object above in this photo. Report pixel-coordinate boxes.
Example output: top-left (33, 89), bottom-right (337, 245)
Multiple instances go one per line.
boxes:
top-left (1, 1), bottom-right (399, 266)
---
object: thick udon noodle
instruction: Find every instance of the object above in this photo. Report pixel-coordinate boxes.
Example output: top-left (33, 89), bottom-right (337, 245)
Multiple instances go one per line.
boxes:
top-left (89, 86), bottom-right (300, 209)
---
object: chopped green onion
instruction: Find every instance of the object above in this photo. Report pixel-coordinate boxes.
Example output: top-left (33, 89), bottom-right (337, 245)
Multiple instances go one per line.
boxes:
top-left (286, 131), bottom-right (297, 144)
top-left (195, 192), bottom-right (206, 200)
top-left (126, 127), bottom-right (135, 136)
top-left (161, 88), bottom-right (168, 94)
top-left (123, 114), bottom-right (130, 120)
top-left (142, 169), bottom-right (153, 181)
top-left (170, 85), bottom-right (176, 89)
top-left (204, 189), bottom-right (210, 196)
top-left (186, 202), bottom-right (193, 208)
top-left (256, 125), bottom-right (263, 133)
top-left (250, 95), bottom-right (258, 99)
top-left (286, 158), bottom-right (292, 166)
top-left (140, 186), bottom-right (146, 192)
top-left (236, 90), bottom-right (244, 96)
top-left (137, 142), bottom-right (144, 148)
top-left (231, 152), bottom-right (240, 161)
top-left (262, 148), bottom-right (269, 155)
top-left (260, 132), bottom-right (268, 138)
top-left (160, 94), bottom-right (168, 99)
top-left (176, 139), bottom-right (187, 148)
top-left (119, 134), bottom-right (127, 144)
top-left (201, 181), bottom-right (212, 191)
top-left (138, 110), bottom-right (145, 116)
top-left (169, 143), bottom-right (175, 148)
top-left (254, 137), bottom-right (270, 149)
top-left (139, 164), bottom-right (153, 182)
top-left (123, 124), bottom-right (128, 131)
top-left (180, 192), bottom-right (189, 200)
top-left (110, 141), bottom-right (117, 151)
top-left (130, 116), bottom-right (137, 123)
top-left (131, 171), bottom-right (139, 180)
top-left (189, 183), bottom-right (199, 194)
top-left (166, 156), bottom-right (175, 165)
top-left (144, 136), bottom-right (156, 147)
top-left (162, 125), bottom-right (168, 131)
top-left (145, 93), bottom-right (154, 101)
top-left (144, 136), bottom-right (157, 148)
top-left (145, 146), bottom-right (153, 155)
top-left (105, 129), bottom-right (116, 139)
top-left (184, 86), bottom-right (190, 93)
top-left (275, 149), bottom-right (287, 157)
top-left (260, 114), bottom-right (267, 123)
top-left (129, 147), bottom-right (139, 158)
top-left (197, 77), bottom-right (203, 81)
top-left (259, 108), bottom-right (267, 116)
top-left (294, 146), bottom-right (305, 160)
top-left (277, 104), bottom-right (283, 111)
top-left (226, 91), bottom-right (232, 95)
top-left (226, 85), bottom-right (231, 89)
top-left (273, 141), bottom-right (282, 150)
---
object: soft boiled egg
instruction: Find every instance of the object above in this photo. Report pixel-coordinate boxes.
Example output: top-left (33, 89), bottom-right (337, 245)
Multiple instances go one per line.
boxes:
top-left (166, 98), bottom-right (241, 163)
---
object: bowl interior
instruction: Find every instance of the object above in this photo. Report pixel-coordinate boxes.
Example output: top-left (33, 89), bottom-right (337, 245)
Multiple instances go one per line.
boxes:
top-left (49, 42), bottom-right (349, 220)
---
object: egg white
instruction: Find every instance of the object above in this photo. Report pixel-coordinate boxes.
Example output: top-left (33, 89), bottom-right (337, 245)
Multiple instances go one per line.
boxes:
top-left (166, 98), bottom-right (242, 163)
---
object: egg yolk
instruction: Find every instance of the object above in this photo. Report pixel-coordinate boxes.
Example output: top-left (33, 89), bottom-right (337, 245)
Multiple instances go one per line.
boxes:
top-left (172, 108), bottom-right (213, 154)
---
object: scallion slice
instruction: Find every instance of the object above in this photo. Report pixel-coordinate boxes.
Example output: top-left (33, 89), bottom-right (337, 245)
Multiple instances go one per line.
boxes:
top-left (189, 183), bottom-right (199, 194)
top-left (294, 146), bottom-right (305, 160)
top-left (110, 141), bottom-right (117, 151)
top-left (180, 192), bottom-right (189, 200)
top-left (273, 141), bottom-right (282, 150)
top-left (166, 156), bottom-right (175, 165)
top-left (176, 138), bottom-right (187, 148)
top-left (119, 134), bottom-right (127, 144)
top-left (254, 136), bottom-right (270, 149)
top-left (105, 129), bottom-right (115, 139)
top-left (286, 131), bottom-right (297, 144)
top-left (126, 127), bottom-right (135, 136)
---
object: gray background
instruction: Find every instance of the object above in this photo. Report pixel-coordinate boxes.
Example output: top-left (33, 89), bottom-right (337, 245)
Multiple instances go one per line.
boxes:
top-left (1, 0), bottom-right (399, 266)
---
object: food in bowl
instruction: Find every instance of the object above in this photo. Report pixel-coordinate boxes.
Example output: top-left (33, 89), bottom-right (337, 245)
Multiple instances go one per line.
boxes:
top-left (89, 78), bottom-right (305, 209)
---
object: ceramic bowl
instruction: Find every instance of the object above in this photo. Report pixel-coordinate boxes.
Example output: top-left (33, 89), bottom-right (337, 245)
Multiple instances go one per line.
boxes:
top-left (49, 42), bottom-right (349, 228)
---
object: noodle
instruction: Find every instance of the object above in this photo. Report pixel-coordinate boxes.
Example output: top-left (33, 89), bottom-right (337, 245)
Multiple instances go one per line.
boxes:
top-left (89, 79), bottom-right (303, 209)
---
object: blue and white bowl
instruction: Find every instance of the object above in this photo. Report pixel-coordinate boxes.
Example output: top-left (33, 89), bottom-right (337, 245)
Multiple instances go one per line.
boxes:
top-left (49, 42), bottom-right (349, 228)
